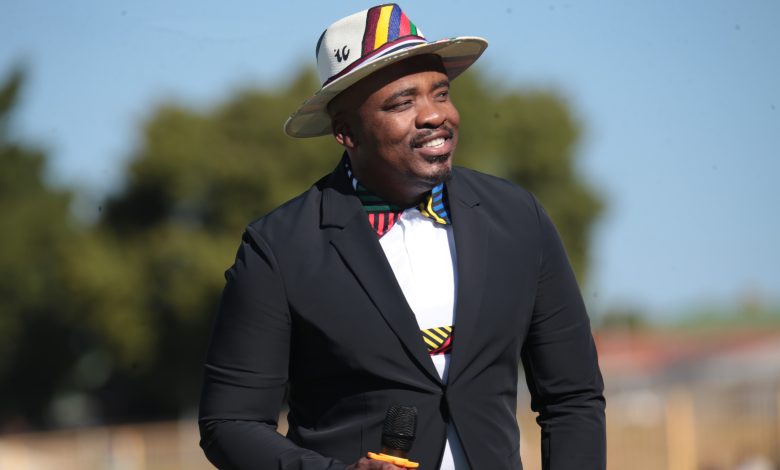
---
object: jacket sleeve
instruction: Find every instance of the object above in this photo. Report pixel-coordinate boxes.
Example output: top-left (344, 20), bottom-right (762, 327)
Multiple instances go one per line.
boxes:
top-left (520, 200), bottom-right (607, 470)
top-left (198, 226), bottom-right (347, 470)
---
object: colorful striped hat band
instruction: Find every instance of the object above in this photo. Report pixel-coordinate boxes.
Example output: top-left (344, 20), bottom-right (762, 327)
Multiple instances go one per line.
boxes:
top-left (316, 4), bottom-right (425, 88)
top-left (284, 4), bottom-right (488, 138)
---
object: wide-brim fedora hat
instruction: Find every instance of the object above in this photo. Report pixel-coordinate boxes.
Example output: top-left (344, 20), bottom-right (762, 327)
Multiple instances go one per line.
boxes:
top-left (284, 4), bottom-right (488, 138)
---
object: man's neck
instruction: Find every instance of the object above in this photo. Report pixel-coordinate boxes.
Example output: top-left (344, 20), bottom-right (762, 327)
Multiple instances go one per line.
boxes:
top-left (368, 184), bottom-right (428, 208)
top-left (346, 161), bottom-right (432, 208)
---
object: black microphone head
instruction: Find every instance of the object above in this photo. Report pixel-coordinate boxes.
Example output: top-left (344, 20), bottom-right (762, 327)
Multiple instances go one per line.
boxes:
top-left (381, 404), bottom-right (417, 452)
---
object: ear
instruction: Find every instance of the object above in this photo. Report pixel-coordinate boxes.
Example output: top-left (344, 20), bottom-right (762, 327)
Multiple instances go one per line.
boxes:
top-left (331, 115), bottom-right (358, 149)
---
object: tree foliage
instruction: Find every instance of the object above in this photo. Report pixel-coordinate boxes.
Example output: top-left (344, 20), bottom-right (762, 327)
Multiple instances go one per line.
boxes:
top-left (0, 68), bottom-right (85, 429)
top-left (1, 65), bottom-right (602, 430)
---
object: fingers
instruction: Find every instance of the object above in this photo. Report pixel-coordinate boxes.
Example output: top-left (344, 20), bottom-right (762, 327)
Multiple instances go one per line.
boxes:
top-left (346, 457), bottom-right (403, 469)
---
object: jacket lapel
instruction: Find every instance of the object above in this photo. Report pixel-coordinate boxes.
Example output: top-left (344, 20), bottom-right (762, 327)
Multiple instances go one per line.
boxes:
top-left (320, 164), bottom-right (442, 384)
top-left (446, 170), bottom-right (489, 385)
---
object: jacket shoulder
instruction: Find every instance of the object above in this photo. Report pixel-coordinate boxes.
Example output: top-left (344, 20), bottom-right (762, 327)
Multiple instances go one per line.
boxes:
top-left (451, 166), bottom-right (539, 218)
top-left (245, 174), bottom-right (328, 243)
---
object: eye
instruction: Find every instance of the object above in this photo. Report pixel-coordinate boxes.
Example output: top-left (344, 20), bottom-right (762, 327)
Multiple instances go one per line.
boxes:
top-left (386, 100), bottom-right (413, 111)
top-left (436, 89), bottom-right (450, 100)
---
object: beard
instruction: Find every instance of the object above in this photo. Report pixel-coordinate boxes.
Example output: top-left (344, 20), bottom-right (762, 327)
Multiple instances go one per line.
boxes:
top-left (413, 154), bottom-right (453, 188)
top-left (424, 161), bottom-right (452, 185)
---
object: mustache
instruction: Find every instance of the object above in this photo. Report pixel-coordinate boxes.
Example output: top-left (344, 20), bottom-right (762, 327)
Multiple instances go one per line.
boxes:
top-left (410, 126), bottom-right (455, 148)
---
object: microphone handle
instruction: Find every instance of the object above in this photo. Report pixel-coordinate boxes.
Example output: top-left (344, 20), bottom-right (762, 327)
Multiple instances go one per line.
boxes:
top-left (366, 451), bottom-right (420, 468)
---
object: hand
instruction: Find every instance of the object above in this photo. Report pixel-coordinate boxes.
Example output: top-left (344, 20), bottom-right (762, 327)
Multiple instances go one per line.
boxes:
top-left (346, 457), bottom-right (403, 469)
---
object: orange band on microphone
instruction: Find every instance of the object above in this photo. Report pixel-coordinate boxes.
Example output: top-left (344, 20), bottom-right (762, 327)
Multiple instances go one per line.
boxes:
top-left (367, 452), bottom-right (420, 468)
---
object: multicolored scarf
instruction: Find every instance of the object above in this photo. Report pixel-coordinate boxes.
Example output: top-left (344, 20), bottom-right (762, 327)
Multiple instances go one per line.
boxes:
top-left (344, 158), bottom-right (451, 236)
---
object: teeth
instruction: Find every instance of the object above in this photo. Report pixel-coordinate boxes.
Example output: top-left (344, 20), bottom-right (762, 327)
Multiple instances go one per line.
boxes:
top-left (421, 137), bottom-right (445, 149)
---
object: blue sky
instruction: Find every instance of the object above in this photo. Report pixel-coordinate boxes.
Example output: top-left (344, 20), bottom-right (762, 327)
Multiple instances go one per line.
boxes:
top-left (2, 1), bottom-right (778, 319)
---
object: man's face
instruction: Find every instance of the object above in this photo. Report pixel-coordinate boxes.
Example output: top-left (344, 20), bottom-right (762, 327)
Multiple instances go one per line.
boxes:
top-left (331, 55), bottom-right (460, 203)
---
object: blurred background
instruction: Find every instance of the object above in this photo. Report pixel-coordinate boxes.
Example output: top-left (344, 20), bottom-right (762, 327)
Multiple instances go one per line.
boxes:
top-left (1, 1), bottom-right (778, 469)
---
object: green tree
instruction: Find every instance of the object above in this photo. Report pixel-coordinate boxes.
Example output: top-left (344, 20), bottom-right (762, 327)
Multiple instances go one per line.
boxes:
top-left (0, 68), bottom-right (152, 430)
top-left (0, 68), bottom-right (87, 430)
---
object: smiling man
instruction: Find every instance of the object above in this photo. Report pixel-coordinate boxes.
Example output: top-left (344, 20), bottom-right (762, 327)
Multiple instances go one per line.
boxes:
top-left (199, 4), bottom-right (606, 470)
top-left (329, 54), bottom-right (458, 207)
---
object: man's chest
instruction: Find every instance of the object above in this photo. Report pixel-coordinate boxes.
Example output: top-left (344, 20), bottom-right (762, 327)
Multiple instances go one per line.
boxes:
top-left (272, 214), bottom-right (539, 385)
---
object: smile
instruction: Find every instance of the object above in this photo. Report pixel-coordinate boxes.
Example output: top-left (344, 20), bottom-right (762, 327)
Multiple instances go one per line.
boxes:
top-left (411, 128), bottom-right (456, 158)
top-left (420, 137), bottom-right (446, 149)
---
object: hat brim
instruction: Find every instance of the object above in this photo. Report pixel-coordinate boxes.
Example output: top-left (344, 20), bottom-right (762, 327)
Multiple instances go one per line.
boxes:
top-left (283, 36), bottom-right (488, 138)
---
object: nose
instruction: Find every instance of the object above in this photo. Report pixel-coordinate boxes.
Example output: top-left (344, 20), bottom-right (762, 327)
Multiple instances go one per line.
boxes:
top-left (415, 98), bottom-right (447, 129)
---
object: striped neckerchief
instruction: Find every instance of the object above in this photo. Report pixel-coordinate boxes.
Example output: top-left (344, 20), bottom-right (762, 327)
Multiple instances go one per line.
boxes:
top-left (343, 157), bottom-right (451, 237)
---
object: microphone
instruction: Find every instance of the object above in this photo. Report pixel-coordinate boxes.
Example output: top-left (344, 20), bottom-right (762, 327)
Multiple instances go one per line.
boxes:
top-left (367, 404), bottom-right (420, 468)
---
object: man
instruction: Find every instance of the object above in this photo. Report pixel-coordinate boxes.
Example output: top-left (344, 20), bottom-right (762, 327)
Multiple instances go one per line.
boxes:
top-left (199, 4), bottom-right (606, 469)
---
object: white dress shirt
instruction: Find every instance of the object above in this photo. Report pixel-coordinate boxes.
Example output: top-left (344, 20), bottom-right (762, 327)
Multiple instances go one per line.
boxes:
top-left (378, 208), bottom-right (469, 470)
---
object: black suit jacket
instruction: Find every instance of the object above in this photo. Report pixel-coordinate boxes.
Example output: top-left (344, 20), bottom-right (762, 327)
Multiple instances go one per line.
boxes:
top-left (199, 160), bottom-right (606, 469)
